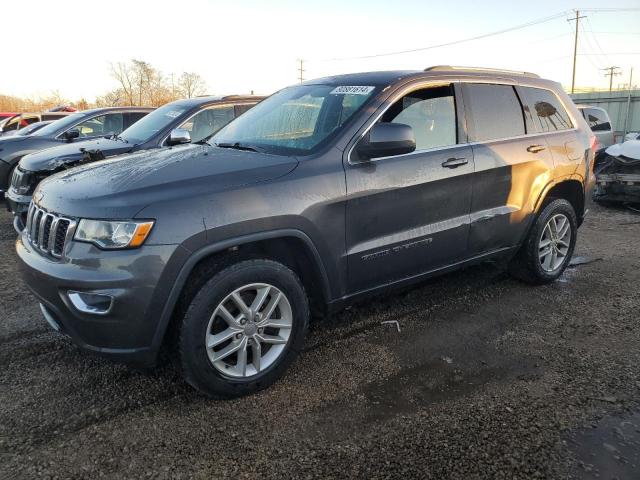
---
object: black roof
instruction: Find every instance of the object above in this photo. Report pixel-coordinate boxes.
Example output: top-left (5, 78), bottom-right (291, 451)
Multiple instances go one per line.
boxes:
top-left (164, 95), bottom-right (266, 109)
top-left (73, 106), bottom-right (155, 115)
top-left (301, 70), bottom-right (420, 87)
top-left (300, 67), bottom-right (558, 90)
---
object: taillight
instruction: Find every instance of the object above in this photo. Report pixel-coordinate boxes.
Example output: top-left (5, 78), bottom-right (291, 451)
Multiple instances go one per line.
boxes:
top-left (588, 135), bottom-right (597, 174)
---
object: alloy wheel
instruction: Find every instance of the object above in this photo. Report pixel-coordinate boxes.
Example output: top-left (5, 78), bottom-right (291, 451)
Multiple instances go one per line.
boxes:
top-left (205, 283), bottom-right (292, 378)
top-left (538, 213), bottom-right (571, 272)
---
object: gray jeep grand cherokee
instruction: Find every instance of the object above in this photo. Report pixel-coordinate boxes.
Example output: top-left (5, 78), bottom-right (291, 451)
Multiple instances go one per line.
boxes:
top-left (17, 67), bottom-right (596, 398)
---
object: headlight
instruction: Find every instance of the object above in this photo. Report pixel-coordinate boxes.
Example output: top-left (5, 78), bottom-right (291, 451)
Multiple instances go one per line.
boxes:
top-left (75, 219), bottom-right (154, 249)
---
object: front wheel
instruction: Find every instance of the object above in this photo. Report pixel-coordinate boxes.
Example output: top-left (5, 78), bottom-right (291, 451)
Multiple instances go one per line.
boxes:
top-left (509, 198), bottom-right (577, 284)
top-left (179, 259), bottom-right (309, 398)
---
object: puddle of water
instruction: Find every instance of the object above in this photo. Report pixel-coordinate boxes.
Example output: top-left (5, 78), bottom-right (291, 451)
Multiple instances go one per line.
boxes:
top-left (567, 411), bottom-right (640, 479)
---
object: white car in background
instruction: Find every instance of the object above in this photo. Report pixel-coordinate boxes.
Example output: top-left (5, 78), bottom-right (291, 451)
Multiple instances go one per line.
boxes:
top-left (576, 105), bottom-right (615, 153)
top-left (625, 131), bottom-right (640, 142)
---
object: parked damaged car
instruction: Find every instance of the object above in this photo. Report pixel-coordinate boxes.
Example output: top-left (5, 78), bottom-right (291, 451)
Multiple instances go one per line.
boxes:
top-left (0, 107), bottom-right (152, 197)
top-left (16, 67), bottom-right (596, 398)
top-left (6, 96), bottom-right (263, 230)
top-left (594, 140), bottom-right (640, 204)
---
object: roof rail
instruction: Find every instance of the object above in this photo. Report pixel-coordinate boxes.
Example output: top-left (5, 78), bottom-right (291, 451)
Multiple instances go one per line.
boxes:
top-left (424, 65), bottom-right (540, 78)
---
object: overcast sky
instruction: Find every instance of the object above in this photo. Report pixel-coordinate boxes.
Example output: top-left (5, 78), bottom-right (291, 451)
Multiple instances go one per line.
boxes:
top-left (1, 0), bottom-right (638, 101)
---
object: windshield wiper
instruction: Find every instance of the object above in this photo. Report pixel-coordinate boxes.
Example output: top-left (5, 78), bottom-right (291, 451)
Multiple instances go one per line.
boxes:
top-left (214, 142), bottom-right (263, 153)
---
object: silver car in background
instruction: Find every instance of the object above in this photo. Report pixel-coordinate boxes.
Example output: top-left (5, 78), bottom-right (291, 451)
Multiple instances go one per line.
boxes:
top-left (577, 105), bottom-right (615, 153)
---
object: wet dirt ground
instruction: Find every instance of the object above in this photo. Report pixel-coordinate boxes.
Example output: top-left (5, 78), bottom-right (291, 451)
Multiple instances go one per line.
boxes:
top-left (1, 204), bottom-right (639, 479)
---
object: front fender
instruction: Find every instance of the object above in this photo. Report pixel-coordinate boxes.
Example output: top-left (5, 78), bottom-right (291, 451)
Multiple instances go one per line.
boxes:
top-left (146, 228), bottom-right (331, 355)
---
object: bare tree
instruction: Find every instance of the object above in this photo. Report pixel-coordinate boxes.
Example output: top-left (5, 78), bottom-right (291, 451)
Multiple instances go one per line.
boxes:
top-left (1, 59), bottom-right (209, 111)
top-left (110, 62), bottom-right (136, 105)
top-left (178, 72), bottom-right (207, 98)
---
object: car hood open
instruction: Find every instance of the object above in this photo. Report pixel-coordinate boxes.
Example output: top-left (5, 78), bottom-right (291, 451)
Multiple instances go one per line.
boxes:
top-left (34, 144), bottom-right (299, 219)
top-left (605, 140), bottom-right (640, 162)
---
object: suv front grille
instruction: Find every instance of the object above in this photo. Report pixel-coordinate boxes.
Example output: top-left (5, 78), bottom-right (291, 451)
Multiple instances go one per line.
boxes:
top-left (11, 168), bottom-right (36, 195)
top-left (25, 203), bottom-right (76, 258)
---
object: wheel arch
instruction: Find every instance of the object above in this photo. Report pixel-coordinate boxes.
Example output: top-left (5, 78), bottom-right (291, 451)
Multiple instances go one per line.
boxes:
top-left (151, 229), bottom-right (331, 354)
top-left (535, 176), bottom-right (585, 222)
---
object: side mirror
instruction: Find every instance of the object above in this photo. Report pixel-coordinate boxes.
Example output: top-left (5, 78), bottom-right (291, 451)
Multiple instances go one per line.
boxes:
top-left (63, 128), bottom-right (80, 141)
top-left (355, 123), bottom-right (416, 161)
top-left (168, 128), bottom-right (191, 146)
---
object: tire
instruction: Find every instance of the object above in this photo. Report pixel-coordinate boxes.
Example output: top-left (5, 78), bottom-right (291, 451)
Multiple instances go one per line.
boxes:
top-left (508, 198), bottom-right (577, 285)
top-left (179, 258), bottom-right (309, 398)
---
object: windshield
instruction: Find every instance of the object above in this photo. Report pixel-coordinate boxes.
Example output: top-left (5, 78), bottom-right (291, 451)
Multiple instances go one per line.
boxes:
top-left (32, 113), bottom-right (83, 137)
top-left (17, 122), bottom-right (48, 136)
top-left (120, 103), bottom-right (188, 144)
top-left (212, 84), bottom-right (377, 155)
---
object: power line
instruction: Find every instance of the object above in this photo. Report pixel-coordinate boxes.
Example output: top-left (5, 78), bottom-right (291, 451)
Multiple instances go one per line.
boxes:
top-left (579, 23), bottom-right (607, 70)
top-left (316, 11), bottom-right (569, 62)
top-left (585, 17), bottom-right (612, 66)
top-left (579, 8), bottom-right (640, 13)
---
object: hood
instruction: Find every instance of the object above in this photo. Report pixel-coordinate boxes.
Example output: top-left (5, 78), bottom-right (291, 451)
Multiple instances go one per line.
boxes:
top-left (19, 137), bottom-right (130, 172)
top-left (0, 135), bottom-right (29, 146)
top-left (605, 140), bottom-right (640, 162)
top-left (0, 135), bottom-right (59, 163)
top-left (34, 144), bottom-right (299, 218)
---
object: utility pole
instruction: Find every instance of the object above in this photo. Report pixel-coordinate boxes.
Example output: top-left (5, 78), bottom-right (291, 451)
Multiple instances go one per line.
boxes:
top-left (602, 66), bottom-right (622, 92)
top-left (297, 59), bottom-right (305, 83)
top-left (568, 10), bottom-right (586, 94)
top-left (623, 68), bottom-right (633, 136)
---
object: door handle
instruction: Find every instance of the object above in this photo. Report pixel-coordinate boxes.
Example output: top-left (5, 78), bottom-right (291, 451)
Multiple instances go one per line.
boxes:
top-left (527, 144), bottom-right (546, 153)
top-left (441, 157), bottom-right (468, 168)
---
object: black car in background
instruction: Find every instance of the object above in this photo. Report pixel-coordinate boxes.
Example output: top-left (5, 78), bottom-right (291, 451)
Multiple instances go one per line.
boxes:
top-left (0, 107), bottom-right (153, 194)
top-left (7, 95), bottom-right (263, 229)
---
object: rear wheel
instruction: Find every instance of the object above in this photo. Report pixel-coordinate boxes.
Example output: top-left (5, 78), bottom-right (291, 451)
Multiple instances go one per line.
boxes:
top-left (508, 198), bottom-right (577, 284)
top-left (179, 259), bottom-right (309, 398)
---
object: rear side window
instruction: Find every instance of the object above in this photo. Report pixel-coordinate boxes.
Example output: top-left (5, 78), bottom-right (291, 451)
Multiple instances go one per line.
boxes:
top-left (380, 85), bottom-right (457, 150)
top-left (581, 107), bottom-right (611, 132)
top-left (464, 84), bottom-right (525, 142)
top-left (517, 86), bottom-right (573, 133)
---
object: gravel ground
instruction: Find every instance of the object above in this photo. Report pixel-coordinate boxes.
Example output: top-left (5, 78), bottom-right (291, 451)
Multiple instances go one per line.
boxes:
top-left (1, 204), bottom-right (639, 479)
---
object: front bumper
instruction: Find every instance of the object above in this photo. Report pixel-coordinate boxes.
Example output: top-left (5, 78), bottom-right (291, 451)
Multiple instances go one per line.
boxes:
top-left (5, 189), bottom-right (30, 232)
top-left (16, 232), bottom-right (180, 366)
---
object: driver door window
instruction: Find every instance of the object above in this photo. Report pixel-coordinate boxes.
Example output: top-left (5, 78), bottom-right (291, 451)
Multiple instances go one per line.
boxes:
top-left (73, 113), bottom-right (124, 138)
top-left (380, 86), bottom-right (457, 151)
top-left (178, 106), bottom-right (235, 143)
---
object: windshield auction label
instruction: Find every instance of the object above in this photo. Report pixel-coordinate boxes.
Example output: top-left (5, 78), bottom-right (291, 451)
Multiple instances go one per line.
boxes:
top-left (330, 86), bottom-right (375, 95)
top-left (164, 110), bottom-right (184, 118)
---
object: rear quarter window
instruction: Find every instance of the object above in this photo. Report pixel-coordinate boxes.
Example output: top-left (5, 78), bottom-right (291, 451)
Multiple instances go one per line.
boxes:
top-left (463, 84), bottom-right (525, 142)
top-left (517, 86), bottom-right (573, 133)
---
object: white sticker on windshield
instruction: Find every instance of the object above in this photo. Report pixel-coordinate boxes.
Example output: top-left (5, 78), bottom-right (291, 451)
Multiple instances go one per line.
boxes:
top-left (330, 86), bottom-right (375, 95)
top-left (164, 110), bottom-right (183, 118)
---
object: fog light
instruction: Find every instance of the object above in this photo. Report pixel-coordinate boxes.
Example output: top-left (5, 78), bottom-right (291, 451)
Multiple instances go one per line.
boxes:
top-left (68, 291), bottom-right (113, 315)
